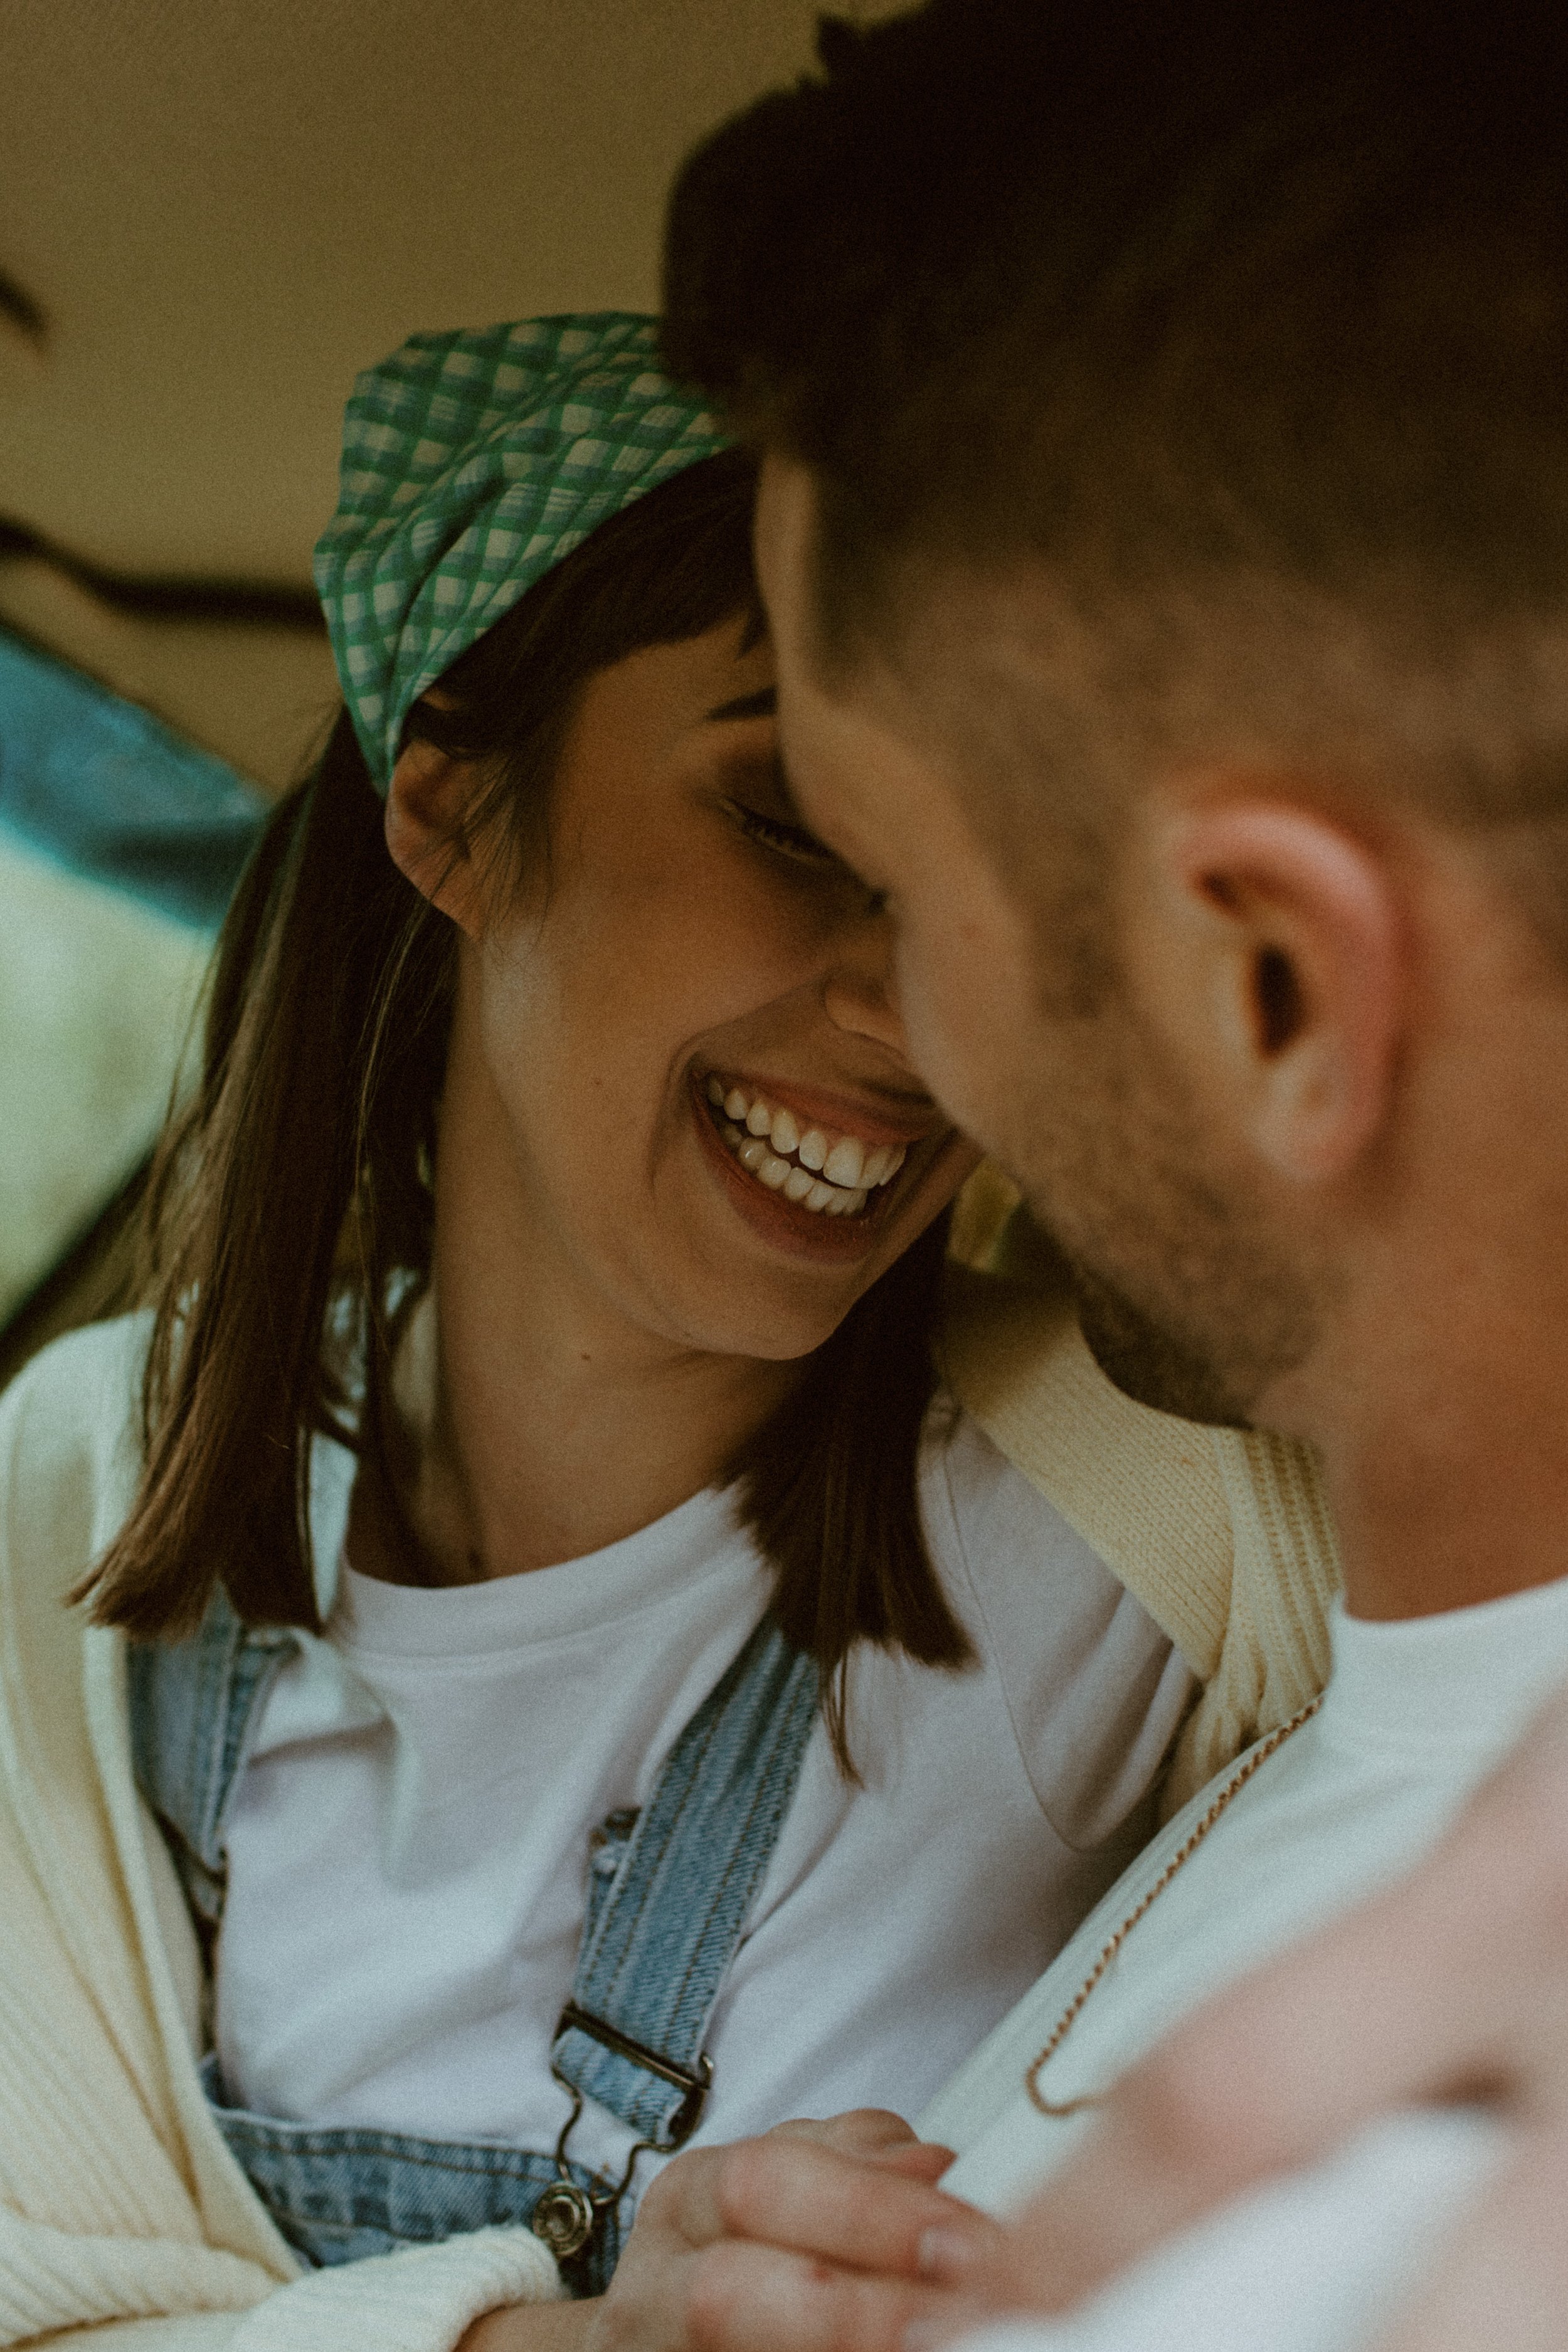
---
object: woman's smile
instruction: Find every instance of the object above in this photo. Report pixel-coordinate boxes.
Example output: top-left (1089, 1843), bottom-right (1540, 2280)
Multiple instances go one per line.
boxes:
top-left (688, 1065), bottom-right (950, 1262)
top-left (425, 608), bottom-right (981, 1359)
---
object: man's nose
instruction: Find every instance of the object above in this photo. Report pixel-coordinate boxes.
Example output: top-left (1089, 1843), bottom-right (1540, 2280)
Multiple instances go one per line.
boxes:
top-left (821, 911), bottom-right (909, 1061)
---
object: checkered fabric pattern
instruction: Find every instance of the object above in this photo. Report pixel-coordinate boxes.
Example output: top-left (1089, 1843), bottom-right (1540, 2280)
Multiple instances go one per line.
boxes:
top-left (314, 314), bottom-right (731, 789)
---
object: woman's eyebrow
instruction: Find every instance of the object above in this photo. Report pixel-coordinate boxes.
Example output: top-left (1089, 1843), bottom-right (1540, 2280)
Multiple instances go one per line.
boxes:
top-left (704, 687), bottom-right (776, 723)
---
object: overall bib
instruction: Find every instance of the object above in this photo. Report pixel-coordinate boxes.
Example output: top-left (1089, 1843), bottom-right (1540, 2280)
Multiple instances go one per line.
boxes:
top-left (129, 1591), bottom-right (818, 2294)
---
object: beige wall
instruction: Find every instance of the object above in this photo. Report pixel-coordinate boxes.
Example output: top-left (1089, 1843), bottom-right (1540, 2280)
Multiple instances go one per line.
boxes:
top-left (0, 0), bottom-right (844, 575)
top-left (0, 0), bottom-right (878, 783)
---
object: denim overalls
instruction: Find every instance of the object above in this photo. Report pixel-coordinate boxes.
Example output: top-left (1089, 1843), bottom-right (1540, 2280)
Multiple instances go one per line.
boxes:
top-left (129, 1589), bottom-right (819, 2294)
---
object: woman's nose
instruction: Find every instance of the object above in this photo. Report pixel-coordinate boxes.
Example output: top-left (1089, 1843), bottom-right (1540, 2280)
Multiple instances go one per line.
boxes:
top-left (821, 912), bottom-right (910, 1061)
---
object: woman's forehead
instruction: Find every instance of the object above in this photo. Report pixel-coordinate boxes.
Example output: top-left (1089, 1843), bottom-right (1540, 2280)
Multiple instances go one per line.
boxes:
top-left (571, 622), bottom-right (777, 756)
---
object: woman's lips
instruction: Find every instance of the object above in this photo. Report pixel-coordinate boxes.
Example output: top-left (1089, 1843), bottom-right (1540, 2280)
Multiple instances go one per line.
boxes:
top-left (689, 1072), bottom-right (938, 1259)
top-left (704, 1069), bottom-right (942, 1152)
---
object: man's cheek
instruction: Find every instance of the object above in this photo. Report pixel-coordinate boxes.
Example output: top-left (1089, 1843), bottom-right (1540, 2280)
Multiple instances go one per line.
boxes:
top-left (894, 924), bottom-right (1020, 1158)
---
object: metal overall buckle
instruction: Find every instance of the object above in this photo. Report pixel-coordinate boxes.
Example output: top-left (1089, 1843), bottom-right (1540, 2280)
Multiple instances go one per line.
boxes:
top-left (531, 2004), bottom-right (715, 2263)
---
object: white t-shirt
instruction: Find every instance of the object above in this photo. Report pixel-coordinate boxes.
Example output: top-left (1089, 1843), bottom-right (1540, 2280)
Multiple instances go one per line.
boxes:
top-left (923, 1576), bottom-right (1568, 2352)
top-left (215, 1404), bottom-right (1193, 2188)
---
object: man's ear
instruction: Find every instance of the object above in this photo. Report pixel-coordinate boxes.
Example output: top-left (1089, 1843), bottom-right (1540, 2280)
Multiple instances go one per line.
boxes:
top-left (384, 732), bottom-right (486, 939)
top-left (1141, 795), bottom-right (1406, 1185)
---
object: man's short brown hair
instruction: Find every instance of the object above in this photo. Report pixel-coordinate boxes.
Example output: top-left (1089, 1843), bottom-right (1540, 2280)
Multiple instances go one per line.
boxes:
top-left (663, 0), bottom-right (1568, 950)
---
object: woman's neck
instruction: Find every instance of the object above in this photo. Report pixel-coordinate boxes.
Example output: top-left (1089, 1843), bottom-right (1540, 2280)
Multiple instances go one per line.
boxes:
top-left (378, 1015), bottom-right (799, 1587)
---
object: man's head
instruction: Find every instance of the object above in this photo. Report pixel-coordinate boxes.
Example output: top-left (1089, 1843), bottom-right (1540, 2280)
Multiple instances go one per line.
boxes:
top-left (662, 1), bottom-right (1568, 1463)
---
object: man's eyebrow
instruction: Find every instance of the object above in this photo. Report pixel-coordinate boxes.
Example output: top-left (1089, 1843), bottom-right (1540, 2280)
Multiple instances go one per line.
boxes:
top-left (704, 687), bottom-right (776, 723)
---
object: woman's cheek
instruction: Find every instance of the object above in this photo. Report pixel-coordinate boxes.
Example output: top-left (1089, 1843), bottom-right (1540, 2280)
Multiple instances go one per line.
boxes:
top-left (666, 879), bottom-right (820, 1020)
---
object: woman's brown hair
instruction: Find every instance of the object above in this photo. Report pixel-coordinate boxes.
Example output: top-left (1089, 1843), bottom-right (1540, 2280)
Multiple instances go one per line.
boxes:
top-left (82, 448), bottom-right (970, 1762)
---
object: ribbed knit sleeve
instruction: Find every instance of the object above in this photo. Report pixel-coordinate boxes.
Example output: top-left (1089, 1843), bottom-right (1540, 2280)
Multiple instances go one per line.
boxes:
top-left (0, 1322), bottom-right (563, 2352)
top-left (0, 1647), bottom-right (282, 2346)
top-left (226, 2228), bottom-right (563, 2350)
top-left (15, 2227), bottom-right (566, 2352)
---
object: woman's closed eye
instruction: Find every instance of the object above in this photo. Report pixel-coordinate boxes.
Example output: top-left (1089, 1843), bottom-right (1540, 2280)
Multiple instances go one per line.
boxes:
top-left (723, 797), bottom-right (843, 871)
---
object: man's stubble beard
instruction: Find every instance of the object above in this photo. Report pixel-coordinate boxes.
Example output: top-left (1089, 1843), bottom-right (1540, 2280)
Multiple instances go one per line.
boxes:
top-left (1007, 904), bottom-right (1320, 1429)
top-left (1072, 1264), bottom-right (1266, 1427)
top-left (855, 578), bottom-right (1321, 1429)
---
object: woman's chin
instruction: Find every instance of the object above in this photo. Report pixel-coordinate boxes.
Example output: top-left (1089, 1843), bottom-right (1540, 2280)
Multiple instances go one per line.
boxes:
top-left (660, 1197), bottom-right (883, 1363)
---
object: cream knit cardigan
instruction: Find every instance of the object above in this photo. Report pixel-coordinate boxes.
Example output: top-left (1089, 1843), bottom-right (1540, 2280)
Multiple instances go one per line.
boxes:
top-left (0, 1318), bottom-right (564, 2351)
top-left (941, 1266), bottom-right (1341, 1812)
top-left (0, 1264), bottom-right (1340, 2349)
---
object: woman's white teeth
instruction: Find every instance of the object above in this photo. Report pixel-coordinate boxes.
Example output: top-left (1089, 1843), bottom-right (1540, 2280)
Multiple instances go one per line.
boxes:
top-left (705, 1078), bottom-right (911, 1217)
top-left (736, 1136), bottom-right (799, 1194)
top-left (823, 1136), bottom-right (865, 1190)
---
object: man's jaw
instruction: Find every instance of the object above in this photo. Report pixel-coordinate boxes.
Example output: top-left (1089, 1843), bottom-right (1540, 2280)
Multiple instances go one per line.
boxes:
top-left (1072, 1268), bottom-right (1264, 1428)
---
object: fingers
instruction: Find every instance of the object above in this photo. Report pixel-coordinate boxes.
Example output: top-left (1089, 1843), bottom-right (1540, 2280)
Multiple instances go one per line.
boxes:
top-left (770, 2111), bottom-right (929, 2158)
top-left (869, 2143), bottom-right (957, 2183)
top-left (685, 2237), bottom-right (975, 2352)
top-left (769, 2111), bottom-right (954, 2180)
top-left (711, 2132), bottom-right (1002, 2282)
top-left (618, 2123), bottom-right (992, 2352)
top-left (999, 1678), bottom-right (1568, 2311)
top-left (995, 1867), bottom-right (1473, 2309)
top-left (638, 2122), bottom-right (982, 2284)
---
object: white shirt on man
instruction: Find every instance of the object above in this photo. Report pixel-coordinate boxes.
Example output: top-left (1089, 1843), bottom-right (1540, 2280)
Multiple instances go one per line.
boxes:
top-left (923, 1579), bottom-right (1568, 2352)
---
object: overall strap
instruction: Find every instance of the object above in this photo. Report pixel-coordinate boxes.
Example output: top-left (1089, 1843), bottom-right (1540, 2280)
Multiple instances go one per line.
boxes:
top-left (126, 1588), bottom-right (299, 1927)
top-left (550, 1612), bottom-right (820, 2151)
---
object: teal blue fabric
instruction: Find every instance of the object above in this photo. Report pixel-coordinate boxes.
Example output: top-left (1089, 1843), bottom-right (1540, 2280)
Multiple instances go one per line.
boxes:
top-left (0, 625), bottom-right (266, 929)
top-left (313, 314), bottom-right (730, 790)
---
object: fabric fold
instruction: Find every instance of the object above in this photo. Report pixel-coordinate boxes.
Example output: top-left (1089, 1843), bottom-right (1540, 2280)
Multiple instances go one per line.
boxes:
top-left (940, 1249), bottom-right (1340, 1812)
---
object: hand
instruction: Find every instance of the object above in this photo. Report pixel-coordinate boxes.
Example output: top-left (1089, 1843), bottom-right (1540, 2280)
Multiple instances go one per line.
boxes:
top-left (593, 2109), bottom-right (1004, 2352)
top-left (455, 2112), bottom-right (992, 2352)
top-left (931, 1676), bottom-right (1568, 2350)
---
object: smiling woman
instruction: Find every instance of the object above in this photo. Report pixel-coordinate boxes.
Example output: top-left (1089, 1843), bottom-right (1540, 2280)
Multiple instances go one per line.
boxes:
top-left (0, 317), bottom-right (1194, 2352)
top-left (97, 433), bottom-right (976, 1760)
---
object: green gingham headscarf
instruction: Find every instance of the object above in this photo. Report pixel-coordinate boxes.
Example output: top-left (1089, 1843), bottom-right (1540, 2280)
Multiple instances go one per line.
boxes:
top-left (314, 314), bottom-right (731, 790)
